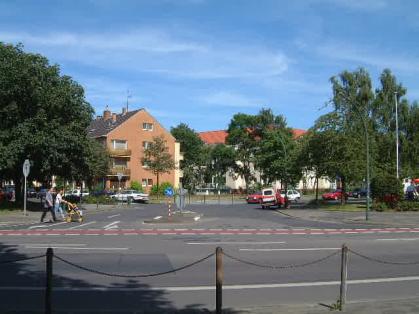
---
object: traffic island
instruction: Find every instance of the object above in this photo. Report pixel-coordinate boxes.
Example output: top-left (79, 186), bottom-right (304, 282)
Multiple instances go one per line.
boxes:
top-left (143, 210), bottom-right (202, 224)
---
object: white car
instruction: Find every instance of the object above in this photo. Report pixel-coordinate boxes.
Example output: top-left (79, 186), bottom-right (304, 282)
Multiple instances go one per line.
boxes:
top-left (280, 189), bottom-right (301, 202)
top-left (67, 189), bottom-right (90, 197)
top-left (111, 190), bottom-right (149, 203)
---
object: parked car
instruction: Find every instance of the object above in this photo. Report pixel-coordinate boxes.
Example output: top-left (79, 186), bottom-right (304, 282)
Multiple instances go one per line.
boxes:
top-left (110, 190), bottom-right (149, 203)
top-left (260, 188), bottom-right (285, 209)
top-left (246, 191), bottom-right (263, 204)
top-left (27, 187), bottom-right (37, 198)
top-left (91, 190), bottom-right (115, 197)
top-left (351, 188), bottom-right (367, 198)
top-left (67, 189), bottom-right (90, 197)
top-left (37, 188), bottom-right (49, 199)
top-left (322, 189), bottom-right (348, 201)
top-left (280, 189), bottom-right (301, 202)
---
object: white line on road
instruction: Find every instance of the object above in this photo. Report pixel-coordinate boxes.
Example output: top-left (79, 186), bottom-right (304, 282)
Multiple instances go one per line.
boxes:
top-left (29, 221), bottom-right (67, 229)
top-left (3, 275), bottom-right (419, 292)
top-left (239, 248), bottom-right (340, 252)
top-left (187, 241), bottom-right (286, 245)
top-left (103, 221), bottom-right (120, 230)
top-left (20, 243), bottom-right (87, 247)
top-left (107, 214), bottom-right (121, 219)
top-left (376, 238), bottom-right (419, 241)
top-left (24, 246), bottom-right (128, 250)
top-left (67, 221), bottom-right (96, 229)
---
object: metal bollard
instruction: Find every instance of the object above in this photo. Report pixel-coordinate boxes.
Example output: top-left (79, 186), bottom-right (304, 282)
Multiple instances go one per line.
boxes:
top-left (45, 248), bottom-right (53, 314)
top-left (339, 244), bottom-right (348, 311)
top-left (216, 247), bottom-right (223, 314)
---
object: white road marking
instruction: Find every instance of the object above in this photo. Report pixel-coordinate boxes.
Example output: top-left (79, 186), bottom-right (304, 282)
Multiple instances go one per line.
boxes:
top-left (3, 275), bottom-right (419, 292)
top-left (376, 238), bottom-right (419, 241)
top-left (187, 241), bottom-right (286, 245)
top-left (239, 248), bottom-right (340, 251)
top-left (66, 221), bottom-right (96, 229)
top-left (107, 214), bottom-right (120, 219)
top-left (24, 246), bottom-right (128, 250)
top-left (103, 221), bottom-right (120, 230)
top-left (20, 243), bottom-right (87, 247)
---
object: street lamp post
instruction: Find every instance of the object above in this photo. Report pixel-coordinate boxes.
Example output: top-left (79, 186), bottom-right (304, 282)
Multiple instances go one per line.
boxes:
top-left (394, 92), bottom-right (399, 179)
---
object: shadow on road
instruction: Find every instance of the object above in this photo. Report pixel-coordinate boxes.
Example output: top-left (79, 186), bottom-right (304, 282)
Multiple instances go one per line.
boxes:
top-left (0, 243), bottom-right (243, 313)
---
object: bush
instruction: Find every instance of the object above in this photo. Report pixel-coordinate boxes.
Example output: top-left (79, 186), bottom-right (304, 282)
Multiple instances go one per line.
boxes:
top-left (398, 201), bottom-right (419, 212)
top-left (130, 181), bottom-right (144, 192)
top-left (372, 200), bottom-right (389, 212)
top-left (150, 182), bottom-right (173, 196)
top-left (74, 195), bottom-right (116, 205)
top-left (371, 173), bottom-right (403, 208)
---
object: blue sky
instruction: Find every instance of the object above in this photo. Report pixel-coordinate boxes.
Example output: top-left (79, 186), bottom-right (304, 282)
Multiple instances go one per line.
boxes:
top-left (1, 0), bottom-right (418, 131)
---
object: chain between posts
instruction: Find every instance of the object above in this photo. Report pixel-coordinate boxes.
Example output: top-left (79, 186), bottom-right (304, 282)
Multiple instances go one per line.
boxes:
top-left (223, 250), bottom-right (340, 269)
top-left (0, 254), bottom-right (46, 265)
top-left (54, 252), bottom-right (215, 278)
top-left (348, 248), bottom-right (419, 265)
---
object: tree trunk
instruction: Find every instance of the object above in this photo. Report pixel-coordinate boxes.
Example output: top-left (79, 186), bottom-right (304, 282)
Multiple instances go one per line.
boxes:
top-left (315, 176), bottom-right (319, 202)
top-left (14, 174), bottom-right (22, 205)
top-left (341, 177), bottom-right (346, 205)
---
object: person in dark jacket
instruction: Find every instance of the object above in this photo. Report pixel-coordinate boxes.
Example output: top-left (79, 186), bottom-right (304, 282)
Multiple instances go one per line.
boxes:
top-left (40, 187), bottom-right (57, 222)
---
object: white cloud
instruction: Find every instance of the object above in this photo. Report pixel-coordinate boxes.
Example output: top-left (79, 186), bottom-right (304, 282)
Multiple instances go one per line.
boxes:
top-left (317, 41), bottom-right (419, 74)
top-left (0, 29), bottom-right (289, 80)
top-left (201, 91), bottom-right (263, 108)
top-left (311, 0), bottom-right (387, 11)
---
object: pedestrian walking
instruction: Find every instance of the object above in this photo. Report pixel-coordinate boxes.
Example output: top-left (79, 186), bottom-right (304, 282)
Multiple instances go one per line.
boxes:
top-left (406, 181), bottom-right (417, 201)
top-left (54, 189), bottom-right (65, 220)
top-left (41, 187), bottom-right (57, 222)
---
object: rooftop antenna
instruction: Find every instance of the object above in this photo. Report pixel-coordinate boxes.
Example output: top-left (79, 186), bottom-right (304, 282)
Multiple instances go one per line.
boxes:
top-left (126, 90), bottom-right (132, 112)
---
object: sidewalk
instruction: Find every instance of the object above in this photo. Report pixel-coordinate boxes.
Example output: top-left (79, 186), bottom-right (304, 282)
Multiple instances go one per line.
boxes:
top-left (240, 298), bottom-right (419, 314)
top-left (282, 208), bottom-right (419, 228)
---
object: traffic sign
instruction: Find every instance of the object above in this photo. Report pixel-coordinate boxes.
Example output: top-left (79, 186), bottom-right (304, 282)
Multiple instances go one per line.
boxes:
top-left (164, 187), bottom-right (174, 197)
top-left (23, 159), bottom-right (30, 178)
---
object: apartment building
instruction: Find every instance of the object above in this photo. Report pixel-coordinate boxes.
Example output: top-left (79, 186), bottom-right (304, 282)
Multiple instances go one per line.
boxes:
top-left (88, 107), bottom-right (181, 191)
top-left (198, 129), bottom-right (332, 191)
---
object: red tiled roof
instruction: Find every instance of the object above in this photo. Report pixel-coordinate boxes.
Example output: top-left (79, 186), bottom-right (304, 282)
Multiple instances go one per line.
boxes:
top-left (292, 128), bottom-right (307, 139)
top-left (198, 130), bottom-right (228, 145)
top-left (199, 128), bottom-right (307, 144)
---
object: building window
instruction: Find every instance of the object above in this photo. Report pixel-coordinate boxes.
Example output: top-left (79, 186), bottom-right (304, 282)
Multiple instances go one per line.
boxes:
top-left (112, 139), bottom-right (127, 150)
top-left (142, 159), bottom-right (150, 168)
top-left (113, 159), bottom-right (127, 168)
top-left (142, 123), bottom-right (154, 131)
top-left (142, 141), bottom-right (151, 149)
top-left (142, 179), bottom-right (153, 186)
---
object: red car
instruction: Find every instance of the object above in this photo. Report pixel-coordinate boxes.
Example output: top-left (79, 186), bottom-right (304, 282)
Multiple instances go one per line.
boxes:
top-left (246, 191), bottom-right (263, 204)
top-left (322, 189), bottom-right (348, 201)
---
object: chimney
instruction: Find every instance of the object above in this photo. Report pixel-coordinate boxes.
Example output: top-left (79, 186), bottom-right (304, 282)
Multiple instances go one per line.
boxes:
top-left (103, 106), bottom-right (111, 121)
top-left (112, 113), bottom-right (117, 123)
top-left (122, 107), bottom-right (127, 115)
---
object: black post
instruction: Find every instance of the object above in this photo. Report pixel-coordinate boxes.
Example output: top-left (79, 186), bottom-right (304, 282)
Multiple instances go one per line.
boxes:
top-left (216, 247), bottom-right (223, 314)
top-left (339, 244), bottom-right (348, 311)
top-left (45, 248), bottom-right (53, 314)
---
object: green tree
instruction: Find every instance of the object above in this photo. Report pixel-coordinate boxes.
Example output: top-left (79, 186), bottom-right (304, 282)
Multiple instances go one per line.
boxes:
top-left (170, 123), bottom-right (207, 190)
top-left (226, 113), bottom-right (258, 191)
top-left (0, 43), bottom-right (97, 201)
top-left (207, 144), bottom-right (236, 190)
top-left (142, 135), bottom-right (176, 191)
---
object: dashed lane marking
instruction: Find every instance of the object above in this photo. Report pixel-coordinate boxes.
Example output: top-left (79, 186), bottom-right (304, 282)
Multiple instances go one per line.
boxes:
top-left (1, 227), bottom-right (419, 236)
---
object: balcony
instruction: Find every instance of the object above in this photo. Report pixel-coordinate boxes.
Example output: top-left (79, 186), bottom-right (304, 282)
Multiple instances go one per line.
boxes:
top-left (107, 167), bottom-right (131, 177)
top-left (109, 148), bottom-right (131, 157)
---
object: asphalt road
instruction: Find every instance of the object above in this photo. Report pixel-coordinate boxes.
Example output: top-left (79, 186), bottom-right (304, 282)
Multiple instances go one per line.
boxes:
top-left (1, 202), bottom-right (419, 313)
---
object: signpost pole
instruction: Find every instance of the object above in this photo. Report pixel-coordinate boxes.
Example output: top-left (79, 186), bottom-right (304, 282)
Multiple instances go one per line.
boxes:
top-left (23, 159), bottom-right (30, 216)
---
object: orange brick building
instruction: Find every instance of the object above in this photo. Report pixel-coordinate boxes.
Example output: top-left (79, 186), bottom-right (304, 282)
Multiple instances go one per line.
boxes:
top-left (88, 107), bottom-right (181, 191)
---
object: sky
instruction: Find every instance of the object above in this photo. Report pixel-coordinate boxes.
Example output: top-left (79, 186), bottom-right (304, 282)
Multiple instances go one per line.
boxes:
top-left (1, 0), bottom-right (418, 132)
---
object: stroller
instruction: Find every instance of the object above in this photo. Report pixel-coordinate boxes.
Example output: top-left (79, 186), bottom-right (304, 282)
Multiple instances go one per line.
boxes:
top-left (63, 201), bottom-right (84, 223)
